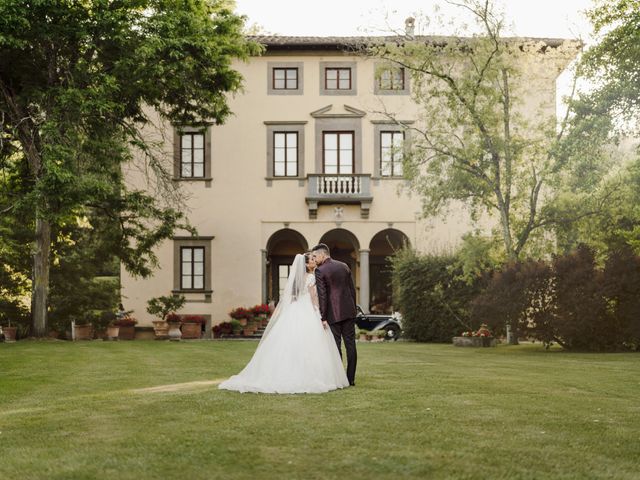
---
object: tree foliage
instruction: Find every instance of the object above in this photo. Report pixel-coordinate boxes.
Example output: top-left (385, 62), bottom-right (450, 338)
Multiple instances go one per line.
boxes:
top-left (0, 0), bottom-right (260, 334)
top-left (366, 0), bottom-right (612, 260)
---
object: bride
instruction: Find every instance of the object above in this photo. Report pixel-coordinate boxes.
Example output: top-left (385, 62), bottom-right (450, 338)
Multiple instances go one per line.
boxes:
top-left (218, 253), bottom-right (350, 394)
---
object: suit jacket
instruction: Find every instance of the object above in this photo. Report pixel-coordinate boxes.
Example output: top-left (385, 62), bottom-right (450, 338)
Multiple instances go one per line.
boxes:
top-left (315, 258), bottom-right (357, 324)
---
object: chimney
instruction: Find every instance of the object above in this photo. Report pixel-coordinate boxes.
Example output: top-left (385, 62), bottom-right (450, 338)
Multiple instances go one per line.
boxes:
top-left (405, 17), bottom-right (415, 37)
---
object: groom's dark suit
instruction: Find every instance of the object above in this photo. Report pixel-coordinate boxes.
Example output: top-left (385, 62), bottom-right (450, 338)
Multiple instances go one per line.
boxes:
top-left (315, 258), bottom-right (357, 385)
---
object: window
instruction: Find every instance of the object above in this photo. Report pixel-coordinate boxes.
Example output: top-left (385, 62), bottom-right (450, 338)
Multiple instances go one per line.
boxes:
top-left (278, 264), bottom-right (291, 299)
top-left (273, 132), bottom-right (298, 177)
top-left (181, 246), bottom-right (205, 290)
top-left (323, 132), bottom-right (354, 174)
top-left (273, 68), bottom-right (298, 90)
top-left (180, 132), bottom-right (205, 178)
top-left (268, 62), bottom-right (303, 95)
top-left (380, 131), bottom-right (404, 177)
top-left (325, 68), bottom-right (351, 90)
top-left (379, 67), bottom-right (405, 91)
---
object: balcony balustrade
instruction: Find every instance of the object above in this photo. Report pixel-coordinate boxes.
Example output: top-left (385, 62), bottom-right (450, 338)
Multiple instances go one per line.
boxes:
top-left (305, 174), bottom-right (373, 219)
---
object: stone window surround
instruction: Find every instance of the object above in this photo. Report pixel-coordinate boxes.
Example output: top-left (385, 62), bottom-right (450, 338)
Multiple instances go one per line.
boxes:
top-left (373, 62), bottom-right (411, 96)
top-left (371, 120), bottom-right (413, 178)
top-left (264, 121), bottom-right (307, 185)
top-left (314, 117), bottom-right (362, 173)
top-left (173, 125), bottom-right (213, 185)
top-left (320, 61), bottom-right (357, 96)
top-left (172, 236), bottom-right (214, 298)
top-left (267, 62), bottom-right (304, 95)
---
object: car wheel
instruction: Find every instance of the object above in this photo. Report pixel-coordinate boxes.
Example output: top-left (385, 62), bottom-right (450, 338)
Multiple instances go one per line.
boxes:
top-left (384, 325), bottom-right (400, 341)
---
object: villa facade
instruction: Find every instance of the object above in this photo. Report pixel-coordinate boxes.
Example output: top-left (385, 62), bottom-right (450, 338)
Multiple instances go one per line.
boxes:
top-left (121, 34), bottom-right (580, 333)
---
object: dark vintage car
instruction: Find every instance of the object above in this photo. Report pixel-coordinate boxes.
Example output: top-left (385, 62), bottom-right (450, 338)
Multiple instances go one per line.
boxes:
top-left (355, 305), bottom-right (402, 341)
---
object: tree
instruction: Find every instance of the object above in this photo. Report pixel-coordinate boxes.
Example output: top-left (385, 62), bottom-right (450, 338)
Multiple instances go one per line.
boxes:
top-left (0, 1), bottom-right (260, 335)
top-left (365, 0), bottom-right (611, 260)
top-left (581, 0), bottom-right (640, 135)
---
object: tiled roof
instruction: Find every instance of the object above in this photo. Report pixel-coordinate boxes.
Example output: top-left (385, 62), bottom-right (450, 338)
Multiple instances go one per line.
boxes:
top-left (249, 35), bottom-right (576, 51)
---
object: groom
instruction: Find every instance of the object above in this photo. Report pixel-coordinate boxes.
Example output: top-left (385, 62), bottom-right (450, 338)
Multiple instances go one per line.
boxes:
top-left (312, 243), bottom-right (357, 386)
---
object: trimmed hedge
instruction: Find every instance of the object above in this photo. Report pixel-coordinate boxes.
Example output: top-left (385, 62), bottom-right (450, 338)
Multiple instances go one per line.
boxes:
top-left (391, 249), bottom-right (484, 342)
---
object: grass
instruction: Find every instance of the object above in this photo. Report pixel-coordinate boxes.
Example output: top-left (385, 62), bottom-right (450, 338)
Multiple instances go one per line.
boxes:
top-left (1, 340), bottom-right (639, 480)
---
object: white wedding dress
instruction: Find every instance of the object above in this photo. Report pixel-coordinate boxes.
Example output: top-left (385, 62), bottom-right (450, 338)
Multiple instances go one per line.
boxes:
top-left (218, 254), bottom-right (349, 394)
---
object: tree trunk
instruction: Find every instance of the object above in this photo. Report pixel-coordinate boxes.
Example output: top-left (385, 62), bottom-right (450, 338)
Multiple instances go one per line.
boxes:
top-left (32, 215), bottom-right (51, 336)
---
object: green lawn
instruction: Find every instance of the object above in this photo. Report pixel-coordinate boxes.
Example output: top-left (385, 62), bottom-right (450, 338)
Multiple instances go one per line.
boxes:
top-left (1, 340), bottom-right (639, 480)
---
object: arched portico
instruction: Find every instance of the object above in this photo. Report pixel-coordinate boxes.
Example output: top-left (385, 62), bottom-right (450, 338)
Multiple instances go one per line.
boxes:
top-left (368, 229), bottom-right (410, 313)
top-left (264, 229), bottom-right (308, 304)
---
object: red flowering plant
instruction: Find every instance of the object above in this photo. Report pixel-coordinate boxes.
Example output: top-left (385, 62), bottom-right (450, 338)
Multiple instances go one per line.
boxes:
top-left (229, 307), bottom-right (253, 320)
top-left (461, 324), bottom-right (493, 337)
top-left (251, 304), bottom-right (271, 317)
top-left (166, 313), bottom-right (182, 324)
top-left (182, 315), bottom-right (206, 324)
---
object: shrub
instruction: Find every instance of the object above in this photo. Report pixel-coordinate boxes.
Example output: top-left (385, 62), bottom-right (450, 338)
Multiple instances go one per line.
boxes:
top-left (471, 259), bottom-right (554, 342)
top-left (391, 248), bottom-right (484, 342)
top-left (602, 246), bottom-right (640, 350)
top-left (552, 245), bottom-right (611, 351)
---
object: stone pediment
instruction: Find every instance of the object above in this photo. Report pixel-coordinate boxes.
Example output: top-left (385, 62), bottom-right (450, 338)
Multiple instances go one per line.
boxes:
top-left (310, 104), bottom-right (366, 118)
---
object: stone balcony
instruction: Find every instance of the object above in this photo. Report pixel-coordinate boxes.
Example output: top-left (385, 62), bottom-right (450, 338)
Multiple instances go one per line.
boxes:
top-left (305, 174), bottom-right (373, 219)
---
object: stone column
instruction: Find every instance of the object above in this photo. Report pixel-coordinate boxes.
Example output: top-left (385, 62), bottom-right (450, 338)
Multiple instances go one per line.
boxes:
top-left (359, 249), bottom-right (370, 313)
top-left (261, 249), bottom-right (268, 304)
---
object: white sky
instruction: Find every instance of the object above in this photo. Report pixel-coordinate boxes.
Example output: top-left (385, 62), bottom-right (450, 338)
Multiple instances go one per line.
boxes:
top-left (235, 0), bottom-right (595, 41)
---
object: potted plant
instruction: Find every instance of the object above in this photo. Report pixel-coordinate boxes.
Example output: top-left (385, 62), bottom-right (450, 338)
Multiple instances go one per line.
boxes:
top-left (212, 321), bottom-right (233, 339)
top-left (113, 316), bottom-right (137, 340)
top-left (147, 295), bottom-right (186, 339)
top-left (251, 304), bottom-right (271, 327)
top-left (357, 328), bottom-right (369, 342)
top-left (229, 307), bottom-right (252, 326)
top-left (371, 330), bottom-right (386, 342)
top-left (164, 312), bottom-right (182, 341)
top-left (72, 315), bottom-right (94, 341)
top-left (2, 319), bottom-right (17, 343)
top-left (181, 315), bottom-right (206, 339)
top-left (230, 319), bottom-right (243, 336)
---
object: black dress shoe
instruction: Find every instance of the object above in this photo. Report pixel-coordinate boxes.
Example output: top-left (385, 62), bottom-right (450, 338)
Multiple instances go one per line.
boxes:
top-left (349, 382), bottom-right (355, 386)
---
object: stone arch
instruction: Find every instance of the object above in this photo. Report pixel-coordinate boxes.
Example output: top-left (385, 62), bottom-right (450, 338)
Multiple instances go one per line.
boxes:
top-left (265, 229), bottom-right (309, 303)
top-left (368, 229), bottom-right (411, 314)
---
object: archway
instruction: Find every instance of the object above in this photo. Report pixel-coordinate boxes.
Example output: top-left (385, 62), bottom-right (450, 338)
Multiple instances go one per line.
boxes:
top-left (266, 229), bottom-right (308, 303)
top-left (369, 229), bottom-right (410, 314)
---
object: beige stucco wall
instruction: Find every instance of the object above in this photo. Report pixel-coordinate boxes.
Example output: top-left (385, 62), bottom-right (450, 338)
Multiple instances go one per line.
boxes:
top-left (121, 40), bottom-right (579, 328)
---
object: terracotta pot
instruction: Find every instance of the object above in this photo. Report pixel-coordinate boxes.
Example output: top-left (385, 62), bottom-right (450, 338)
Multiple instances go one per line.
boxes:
top-left (238, 318), bottom-right (248, 327)
top-left (242, 327), bottom-right (255, 336)
top-left (152, 320), bottom-right (169, 339)
top-left (181, 322), bottom-right (202, 339)
top-left (106, 325), bottom-right (120, 340)
top-left (168, 322), bottom-right (182, 341)
top-left (118, 325), bottom-right (136, 340)
top-left (74, 324), bottom-right (93, 341)
top-left (3, 326), bottom-right (17, 342)
top-left (359, 334), bottom-right (368, 342)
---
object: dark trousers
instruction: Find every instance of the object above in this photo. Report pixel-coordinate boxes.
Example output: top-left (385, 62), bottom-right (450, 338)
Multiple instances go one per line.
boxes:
top-left (330, 318), bottom-right (357, 385)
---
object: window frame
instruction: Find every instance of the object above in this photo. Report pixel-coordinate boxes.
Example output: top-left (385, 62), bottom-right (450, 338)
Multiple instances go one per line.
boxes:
top-left (379, 130), bottom-right (405, 177)
top-left (322, 131), bottom-right (355, 175)
top-left (180, 246), bottom-right (206, 291)
top-left (374, 63), bottom-right (410, 96)
top-left (319, 61), bottom-right (357, 96)
top-left (179, 132), bottom-right (206, 179)
top-left (267, 62), bottom-right (304, 96)
top-left (172, 236), bottom-right (214, 296)
top-left (272, 131), bottom-right (299, 177)
top-left (324, 67), bottom-right (352, 90)
top-left (272, 67), bottom-right (299, 90)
